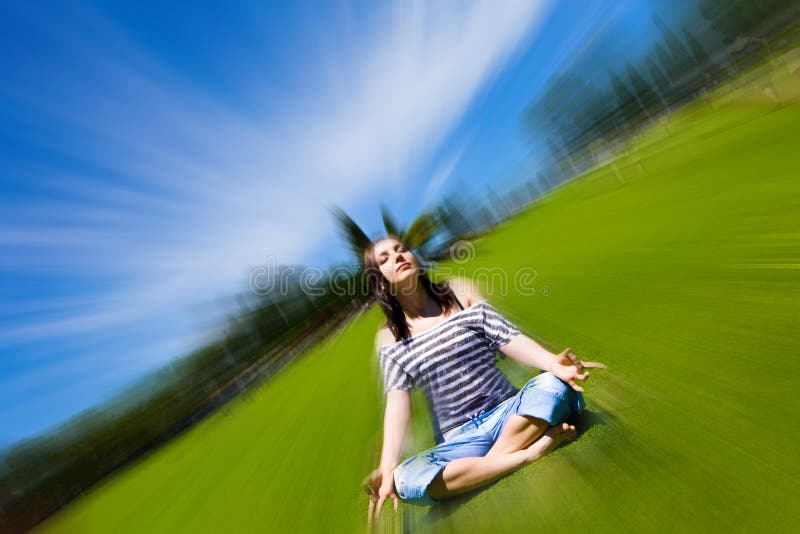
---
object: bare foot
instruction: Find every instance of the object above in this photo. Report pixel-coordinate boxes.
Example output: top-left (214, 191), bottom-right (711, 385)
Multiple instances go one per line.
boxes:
top-left (523, 422), bottom-right (576, 463)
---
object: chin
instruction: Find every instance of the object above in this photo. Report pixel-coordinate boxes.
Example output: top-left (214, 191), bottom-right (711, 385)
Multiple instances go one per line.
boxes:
top-left (398, 268), bottom-right (418, 281)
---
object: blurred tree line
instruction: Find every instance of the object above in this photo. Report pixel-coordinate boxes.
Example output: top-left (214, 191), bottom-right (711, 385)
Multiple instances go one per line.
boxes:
top-left (526, 1), bottom-right (799, 188)
top-left (0, 269), bottom-right (364, 533)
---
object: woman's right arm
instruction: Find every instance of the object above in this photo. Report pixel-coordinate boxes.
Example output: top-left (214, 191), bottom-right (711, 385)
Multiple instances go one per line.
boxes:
top-left (365, 389), bottom-right (411, 523)
top-left (374, 327), bottom-right (412, 473)
top-left (379, 389), bottom-right (412, 474)
top-left (365, 328), bottom-right (413, 520)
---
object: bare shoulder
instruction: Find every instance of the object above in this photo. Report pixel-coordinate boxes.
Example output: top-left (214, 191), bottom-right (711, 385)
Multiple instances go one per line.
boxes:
top-left (447, 275), bottom-right (486, 307)
top-left (374, 327), bottom-right (395, 352)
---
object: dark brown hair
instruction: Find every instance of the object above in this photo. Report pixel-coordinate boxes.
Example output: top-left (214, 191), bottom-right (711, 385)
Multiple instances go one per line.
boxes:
top-left (362, 234), bottom-right (462, 342)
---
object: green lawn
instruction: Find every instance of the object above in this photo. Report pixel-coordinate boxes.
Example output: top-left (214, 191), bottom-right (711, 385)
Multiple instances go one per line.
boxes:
top-left (39, 60), bottom-right (800, 533)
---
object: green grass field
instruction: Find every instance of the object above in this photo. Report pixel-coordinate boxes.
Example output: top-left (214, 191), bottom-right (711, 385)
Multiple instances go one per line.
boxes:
top-left (38, 58), bottom-right (800, 533)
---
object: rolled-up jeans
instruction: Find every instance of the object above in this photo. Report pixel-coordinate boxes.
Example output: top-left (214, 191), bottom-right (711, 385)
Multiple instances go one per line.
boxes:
top-left (392, 372), bottom-right (585, 506)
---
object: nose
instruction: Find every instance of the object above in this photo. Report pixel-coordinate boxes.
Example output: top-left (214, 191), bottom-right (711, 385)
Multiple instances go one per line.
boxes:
top-left (395, 251), bottom-right (410, 266)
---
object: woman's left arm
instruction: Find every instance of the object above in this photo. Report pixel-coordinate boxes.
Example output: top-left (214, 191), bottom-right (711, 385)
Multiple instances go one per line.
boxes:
top-left (448, 276), bottom-right (604, 391)
top-left (499, 336), bottom-right (604, 392)
top-left (497, 334), bottom-right (558, 372)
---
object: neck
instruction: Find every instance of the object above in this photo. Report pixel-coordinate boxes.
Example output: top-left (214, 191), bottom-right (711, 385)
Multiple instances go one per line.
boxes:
top-left (392, 278), bottom-right (441, 319)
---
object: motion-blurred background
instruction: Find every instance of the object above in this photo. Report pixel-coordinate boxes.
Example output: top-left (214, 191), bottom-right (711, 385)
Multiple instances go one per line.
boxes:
top-left (1, 1), bottom-right (798, 532)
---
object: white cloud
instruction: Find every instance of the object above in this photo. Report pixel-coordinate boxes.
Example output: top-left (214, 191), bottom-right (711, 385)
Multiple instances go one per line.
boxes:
top-left (421, 145), bottom-right (467, 209)
top-left (1, 1), bottom-right (552, 409)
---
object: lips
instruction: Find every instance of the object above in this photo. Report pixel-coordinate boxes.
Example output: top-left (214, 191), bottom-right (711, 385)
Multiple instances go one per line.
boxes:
top-left (397, 263), bottom-right (410, 272)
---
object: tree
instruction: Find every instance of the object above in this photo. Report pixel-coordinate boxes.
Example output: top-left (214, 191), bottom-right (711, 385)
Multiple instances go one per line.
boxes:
top-left (645, 56), bottom-right (672, 107)
top-left (626, 63), bottom-right (666, 118)
top-left (546, 137), bottom-right (578, 178)
top-left (699, 0), bottom-right (799, 44)
top-left (653, 13), bottom-right (694, 69)
top-left (683, 27), bottom-right (714, 66)
top-left (654, 42), bottom-right (677, 84)
top-left (380, 204), bottom-right (401, 237)
top-left (332, 203), bottom-right (446, 268)
top-left (525, 73), bottom-right (619, 172)
top-left (441, 199), bottom-right (476, 241)
top-left (403, 211), bottom-right (440, 253)
top-left (609, 70), bottom-right (648, 131)
top-left (682, 27), bottom-right (721, 86)
top-left (329, 206), bottom-right (371, 265)
top-left (653, 13), bottom-right (699, 95)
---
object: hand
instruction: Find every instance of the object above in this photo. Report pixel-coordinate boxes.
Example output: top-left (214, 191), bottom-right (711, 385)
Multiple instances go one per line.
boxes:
top-left (547, 348), bottom-right (606, 392)
top-left (362, 466), bottom-right (399, 528)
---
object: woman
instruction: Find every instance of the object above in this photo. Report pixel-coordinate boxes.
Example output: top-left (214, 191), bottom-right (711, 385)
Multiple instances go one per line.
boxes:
top-left (361, 235), bottom-right (603, 523)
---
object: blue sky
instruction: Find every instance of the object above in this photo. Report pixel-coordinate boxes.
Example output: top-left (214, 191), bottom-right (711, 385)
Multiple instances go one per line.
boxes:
top-left (0, 0), bottom-right (702, 448)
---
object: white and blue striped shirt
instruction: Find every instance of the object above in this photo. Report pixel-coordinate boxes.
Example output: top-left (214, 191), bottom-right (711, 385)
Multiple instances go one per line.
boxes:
top-left (377, 301), bottom-right (521, 443)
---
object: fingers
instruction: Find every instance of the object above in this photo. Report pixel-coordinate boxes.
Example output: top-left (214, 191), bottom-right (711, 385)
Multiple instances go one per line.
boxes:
top-left (581, 361), bottom-right (606, 369)
top-left (554, 350), bottom-right (605, 392)
top-left (362, 479), bottom-right (374, 497)
top-left (375, 496), bottom-right (386, 523)
top-left (362, 468), bottom-right (382, 501)
top-left (368, 492), bottom-right (399, 529)
top-left (567, 350), bottom-right (584, 371)
top-left (568, 349), bottom-right (607, 370)
top-left (554, 365), bottom-right (588, 381)
top-left (567, 379), bottom-right (584, 392)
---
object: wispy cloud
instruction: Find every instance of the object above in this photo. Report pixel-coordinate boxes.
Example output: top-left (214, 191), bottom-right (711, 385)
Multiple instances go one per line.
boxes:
top-left (0, 0), bottom-right (551, 439)
top-left (421, 145), bottom-right (467, 209)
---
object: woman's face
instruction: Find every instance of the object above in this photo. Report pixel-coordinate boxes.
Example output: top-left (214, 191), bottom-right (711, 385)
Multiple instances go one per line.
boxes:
top-left (372, 238), bottom-right (419, 288)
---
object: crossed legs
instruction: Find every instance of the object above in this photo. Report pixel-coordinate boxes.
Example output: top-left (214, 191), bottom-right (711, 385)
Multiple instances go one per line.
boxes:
top-left (426, 415), bottom-right (576, 500)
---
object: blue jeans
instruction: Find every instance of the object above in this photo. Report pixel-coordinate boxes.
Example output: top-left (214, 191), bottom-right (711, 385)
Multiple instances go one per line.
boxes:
top-left (392, 372), bottom-right (585, 506)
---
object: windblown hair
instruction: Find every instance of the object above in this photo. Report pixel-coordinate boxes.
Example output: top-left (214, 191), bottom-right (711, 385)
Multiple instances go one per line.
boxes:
top-left (362, 235), bottom-right (462, 342)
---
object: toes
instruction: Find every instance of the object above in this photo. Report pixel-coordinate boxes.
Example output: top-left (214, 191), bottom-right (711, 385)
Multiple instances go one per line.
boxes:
top-left (557, 423), bottom-right (576, 435)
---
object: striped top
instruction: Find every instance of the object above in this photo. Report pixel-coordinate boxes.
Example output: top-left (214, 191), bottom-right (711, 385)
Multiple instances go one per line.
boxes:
top-left (377, 301), bottom-right (522, 443)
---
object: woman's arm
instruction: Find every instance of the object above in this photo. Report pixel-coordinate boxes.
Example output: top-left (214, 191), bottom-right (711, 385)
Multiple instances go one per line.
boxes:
top-left (450, 275), bottom-right (601, 391)
top-left (450, 276), bottom-right (554, 367)
top-left (379, 389), bottom-right (412, 472)
top-left (373, 328), bottom-right (412, 471)
top-left (364, 329), bottom-right (413, 521)
top-left (500, 338), bottom-right (603, 392)
top-left (364, 389), bottom-right (411, 524)
top-left (497, 333), bottom-right (560, 372)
